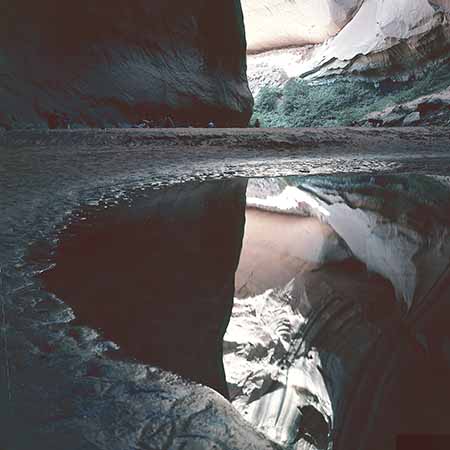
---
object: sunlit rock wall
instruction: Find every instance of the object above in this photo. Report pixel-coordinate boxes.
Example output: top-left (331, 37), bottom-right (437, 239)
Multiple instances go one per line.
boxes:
top-left (304, 0), bottom-right (450, 79)
top-left (246, 0), bottom-right (450, 87)
top-left (0, 0), bottom-right (253, 129)
top-left (242, 0), bottom-right (362, 53)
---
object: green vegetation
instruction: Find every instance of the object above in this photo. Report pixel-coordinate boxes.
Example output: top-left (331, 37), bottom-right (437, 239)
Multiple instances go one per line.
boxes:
top-left (251, 63), bottom-right (450, 127)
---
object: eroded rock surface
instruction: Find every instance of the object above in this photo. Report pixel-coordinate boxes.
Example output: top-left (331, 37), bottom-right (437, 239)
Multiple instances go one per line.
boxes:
top-left (242, 0), bottom-right (362, 53)
top-left (247, 0), bottom-right (450, 89)
top-left (301, 0), bottom-right (450, 79)
top-left (362, 87), bottom-right (450, 127)
top-left (0, 1), bottom-right (252, 129)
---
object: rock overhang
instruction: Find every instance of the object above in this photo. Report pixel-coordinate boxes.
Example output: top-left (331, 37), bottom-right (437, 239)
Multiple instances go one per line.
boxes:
top-left (0, 0), bottom-right (253, 129)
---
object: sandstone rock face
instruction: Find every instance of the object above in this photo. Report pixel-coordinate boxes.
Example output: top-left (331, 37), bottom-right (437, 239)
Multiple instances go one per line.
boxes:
top-left (362, 86), bottom-right (450, 127)
top-left (0, 1), bottom-right (252, 129)
top-left (242, 0), bottom-right (362, 53)
top-left (246, 0), bottom-right (450, 88)
top-left (226, 175), bottom-right (450, 450)
top-left (303, 0), bottom-right (450, 79)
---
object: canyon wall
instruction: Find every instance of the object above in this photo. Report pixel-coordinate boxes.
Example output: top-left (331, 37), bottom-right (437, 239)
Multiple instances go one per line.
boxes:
top-left (303, 0), bottom-right (450, 79)
top-left (242, 0), bottom-right (362, 53)
top-left (246, 0), bottom-right (450, 90)
top-left (0, 0), bottom-right (253, 129)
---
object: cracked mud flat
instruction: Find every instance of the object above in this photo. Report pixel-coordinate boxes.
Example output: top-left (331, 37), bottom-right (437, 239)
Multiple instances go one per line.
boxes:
top-left (1, 128), bottom-right (450, 450)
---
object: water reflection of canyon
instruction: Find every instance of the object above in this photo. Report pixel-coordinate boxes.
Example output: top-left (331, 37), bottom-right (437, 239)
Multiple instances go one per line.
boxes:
top-left (37, 172), bottom-right (450, 450)
top-left (225, 175), bottom-right (450, 450)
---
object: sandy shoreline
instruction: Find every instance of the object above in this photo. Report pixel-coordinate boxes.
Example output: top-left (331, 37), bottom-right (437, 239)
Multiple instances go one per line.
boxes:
top-left (2, 127), bottom-right (450, 179)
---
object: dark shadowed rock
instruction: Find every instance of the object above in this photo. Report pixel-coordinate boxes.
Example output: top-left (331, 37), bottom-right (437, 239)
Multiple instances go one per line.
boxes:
top-left (0, 0), bottom-right (253, 128)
